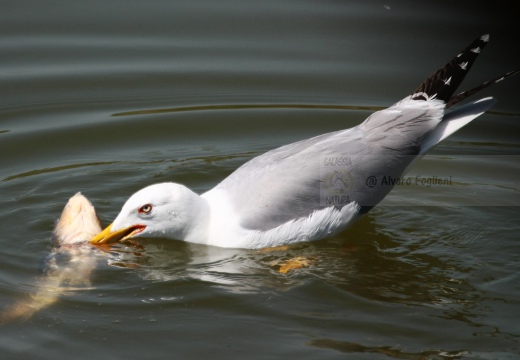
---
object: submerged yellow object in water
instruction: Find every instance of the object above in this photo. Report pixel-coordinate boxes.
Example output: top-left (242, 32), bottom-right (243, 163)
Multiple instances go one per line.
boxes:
top-left (1, 193), bottom-right (102, 324)
top-left (272, 256), bottom-right (315, 274)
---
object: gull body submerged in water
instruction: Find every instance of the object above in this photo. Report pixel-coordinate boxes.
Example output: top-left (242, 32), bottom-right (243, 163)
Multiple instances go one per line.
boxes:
top-left (90, 35), bottom-right (518, 249)
top-left (1, 193), bottom-right (102, 323)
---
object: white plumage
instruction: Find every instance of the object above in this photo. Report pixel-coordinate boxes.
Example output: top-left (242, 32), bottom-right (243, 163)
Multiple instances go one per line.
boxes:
top-left (89, 35), bottom-right (518, 249)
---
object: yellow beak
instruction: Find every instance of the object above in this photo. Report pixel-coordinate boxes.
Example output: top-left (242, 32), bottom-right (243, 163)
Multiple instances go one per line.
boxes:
top-left (89, 223), bottom-right (145, 244)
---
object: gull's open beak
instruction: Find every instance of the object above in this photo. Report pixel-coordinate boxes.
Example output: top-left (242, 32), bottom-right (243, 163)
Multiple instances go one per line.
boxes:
top-left (89, 223), bottom-right (145, 244)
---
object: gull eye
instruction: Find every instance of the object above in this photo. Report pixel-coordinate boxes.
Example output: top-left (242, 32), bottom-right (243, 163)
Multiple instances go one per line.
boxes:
top-left (138, 204), bottom-right (153, 214)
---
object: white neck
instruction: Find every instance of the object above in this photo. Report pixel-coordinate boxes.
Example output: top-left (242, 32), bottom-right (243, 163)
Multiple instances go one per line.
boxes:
top-left (179, 193), bottom-right (211, 244)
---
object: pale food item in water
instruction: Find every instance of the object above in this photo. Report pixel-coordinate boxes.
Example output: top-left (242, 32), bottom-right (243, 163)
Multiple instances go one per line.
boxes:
top-left (1, 193), bottom-right (102, 323)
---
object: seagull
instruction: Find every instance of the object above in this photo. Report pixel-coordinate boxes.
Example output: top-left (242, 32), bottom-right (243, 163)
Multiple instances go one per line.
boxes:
top-left (90, 34), bottom-right (518, 249)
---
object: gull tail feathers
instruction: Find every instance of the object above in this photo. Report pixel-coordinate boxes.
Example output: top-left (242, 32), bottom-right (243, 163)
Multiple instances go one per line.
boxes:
top-left (447, 68), bottom-right (520, 107)
top-left (419, 97), bottom-right (496, 155)
top-left (412, 34), bottom-right (490, 104)
top-left (410, 34), bottom-right (519, 108)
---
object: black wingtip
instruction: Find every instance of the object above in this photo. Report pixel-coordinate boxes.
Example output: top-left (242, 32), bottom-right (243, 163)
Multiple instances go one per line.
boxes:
top-left (411, 34), bottom-right (490, 103)
top-left (447, 68), bottom-right (520, 107)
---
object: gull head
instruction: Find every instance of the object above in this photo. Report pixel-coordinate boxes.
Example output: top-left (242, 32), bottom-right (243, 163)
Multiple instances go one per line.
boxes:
top-left (89, 183), bottom-right (206, 244)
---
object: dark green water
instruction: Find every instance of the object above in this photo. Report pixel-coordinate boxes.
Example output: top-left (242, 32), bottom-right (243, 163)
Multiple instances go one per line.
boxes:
top-left (1, 1), bottom-right (519, 359)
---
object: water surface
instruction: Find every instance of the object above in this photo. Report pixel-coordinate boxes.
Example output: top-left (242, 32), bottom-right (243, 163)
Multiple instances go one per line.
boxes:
top-left (1, 1), bottom-right (519, 359)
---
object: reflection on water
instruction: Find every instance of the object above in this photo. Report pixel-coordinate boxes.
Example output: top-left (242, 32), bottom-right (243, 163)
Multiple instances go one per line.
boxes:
top-left (82, 206), bottom-right (520, 357)
top-left (1, 0), bottom-right (519, 358)
top-left (103, 211), bottom-right (490, 323)
top-left (308, 338), bottom-right (466, 359)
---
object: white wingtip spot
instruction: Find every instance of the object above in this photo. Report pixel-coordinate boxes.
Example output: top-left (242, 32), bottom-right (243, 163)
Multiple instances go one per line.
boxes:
top-left (459, 62), bottom-right (468, 70)
top-left (471, 47), bottom-right (481, 53)
top-left (481, 34), bottom-right (490, 42)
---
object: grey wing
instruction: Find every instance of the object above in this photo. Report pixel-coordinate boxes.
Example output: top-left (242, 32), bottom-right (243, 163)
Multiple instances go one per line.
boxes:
top-left (210, 101), bottom-right (444, 231)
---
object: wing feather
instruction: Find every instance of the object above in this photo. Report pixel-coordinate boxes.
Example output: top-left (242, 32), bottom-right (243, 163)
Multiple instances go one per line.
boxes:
top-left (205, 100), bottom-right (445, 231)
